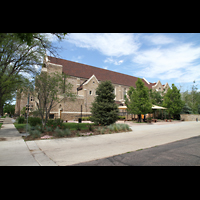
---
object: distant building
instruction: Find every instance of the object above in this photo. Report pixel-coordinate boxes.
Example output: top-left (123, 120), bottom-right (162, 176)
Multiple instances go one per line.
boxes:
top-left (15, 56), bottom-right (169, 120)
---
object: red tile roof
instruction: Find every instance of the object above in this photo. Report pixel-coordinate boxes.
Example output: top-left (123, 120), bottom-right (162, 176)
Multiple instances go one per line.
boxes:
top-left (48, 56), bottom-right (152, 89)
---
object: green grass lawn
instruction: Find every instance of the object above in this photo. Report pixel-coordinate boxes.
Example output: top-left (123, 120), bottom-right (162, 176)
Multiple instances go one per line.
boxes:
top-left (14, 123), bottom-right (27, 129)
top-left (62, 123), bottom-right (94, 130)
top-left (14, 122), bottom-right (94, 132)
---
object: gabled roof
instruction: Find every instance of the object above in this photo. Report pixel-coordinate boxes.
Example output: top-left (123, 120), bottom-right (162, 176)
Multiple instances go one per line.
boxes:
top-left (48, 56), bottom-right (152, 89)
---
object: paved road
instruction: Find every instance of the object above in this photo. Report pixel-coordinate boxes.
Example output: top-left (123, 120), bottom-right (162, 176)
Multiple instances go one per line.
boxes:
top-left (73, 135), bottom-right (200, 166)
top-left (1, 118), bottom-right (200, 166)
top-left (33, 121), bottom-right (200, 166)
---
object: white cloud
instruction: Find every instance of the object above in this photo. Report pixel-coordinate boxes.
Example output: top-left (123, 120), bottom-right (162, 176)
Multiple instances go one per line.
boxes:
top-left (66, 33), bottom-right (140, 57)
top-left (176, 65), bottom-right (200, 83)
top-left (64, 33), bottom-right (200, 84)
top-left (132, 43), bottom-right (200, 83)
top-left (104, 57), bottom-right (124, 65)
top-left (143, 34), bottom-right (175, 45)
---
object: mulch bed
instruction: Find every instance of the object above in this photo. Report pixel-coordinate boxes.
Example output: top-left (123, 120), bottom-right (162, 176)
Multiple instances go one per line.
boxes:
top-left (22, 127), bottom-right (131, 141)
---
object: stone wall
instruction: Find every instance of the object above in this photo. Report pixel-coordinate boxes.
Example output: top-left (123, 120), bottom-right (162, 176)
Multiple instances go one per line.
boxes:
top-left (180, 114), bottom-right (200, 121)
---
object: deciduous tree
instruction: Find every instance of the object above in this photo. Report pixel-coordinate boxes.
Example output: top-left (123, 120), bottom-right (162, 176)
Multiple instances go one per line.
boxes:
top-left (0, 33), bottom-right (66, 115)
top-left (29, 71), bottom-right (76, 128)
top-left (163, 84), bottom-right (184, 119)
top-left (125, 78), bottom-right (152, 122)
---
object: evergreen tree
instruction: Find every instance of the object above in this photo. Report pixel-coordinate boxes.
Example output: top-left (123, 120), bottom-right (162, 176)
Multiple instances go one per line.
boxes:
top-left (90, 80), bottom-right (119, 126)
top-left (163, 84), bottom-right (184, 119)
top-left (126, 78), bottom-right (152, 122)
top-left (181, 81), bottom-right (200, 114)
top-left (181, 103), bottom-right (192, 114)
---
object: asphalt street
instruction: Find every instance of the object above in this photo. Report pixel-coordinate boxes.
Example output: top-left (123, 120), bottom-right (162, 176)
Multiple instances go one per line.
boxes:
top-left (1, 117), bottom-right (200, 166)
top-left (73, 135), bottom-right (200, 166)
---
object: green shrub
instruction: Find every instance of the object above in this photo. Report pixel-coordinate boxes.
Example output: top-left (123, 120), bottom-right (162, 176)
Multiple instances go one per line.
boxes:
top-left (46, 118), bottom-right (63, 129)
top-left (100, 127), bottom-right (106, 134)
top-left (55, 126), bottom-right (63, 137)
top-left (54, 127), bottom-right (71, 137)
top-left (97, 127), bottom-right (102, 133)
top-left (64, 128), bottom-right (71, 136)
top-left (17, 116), bottom-right (25, 124)
top-left (28, 117), bottom-right (42, 126)
top-left (87, 124), bottom-right (94, 131)
top-left (35, 124), bottom-right (44, 132)
top-left (114, 124), bottom-right (119, 132)
top-left (108, 124), bottom-right (115, 132)
top-left (107, 123), bottom-right (131, 132)
top-left (82, 116), bottom-right (92, 121)
top-left (45, 126), bottom-right (52, 132)
top-left (29, 130), bottom-right (41, 139)
top-left (118, 116), bottom-right (125, 120)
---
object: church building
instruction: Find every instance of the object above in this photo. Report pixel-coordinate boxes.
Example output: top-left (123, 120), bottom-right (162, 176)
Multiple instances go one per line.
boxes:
top-left (15, 56), bottom-right (169, 120)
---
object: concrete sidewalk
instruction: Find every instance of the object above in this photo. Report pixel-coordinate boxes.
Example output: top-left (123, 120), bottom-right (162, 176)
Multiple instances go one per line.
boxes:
top-left (33, 121), bottom-right (200, 166)
top-left (0, 117), bottom-right (39, 166)
top-left (0, 117), bottom-right (21, 140)
top-left (1, 117), bottom-right (200, 166)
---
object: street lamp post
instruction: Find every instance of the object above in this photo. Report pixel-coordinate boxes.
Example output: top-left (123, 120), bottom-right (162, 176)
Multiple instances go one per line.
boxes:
top-left (25, 93), bottom-right (30, 136)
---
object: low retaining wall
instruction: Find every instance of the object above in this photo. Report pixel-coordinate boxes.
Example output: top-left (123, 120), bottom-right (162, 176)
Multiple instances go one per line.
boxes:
top-left (180, 114), bottom-right (200, 121)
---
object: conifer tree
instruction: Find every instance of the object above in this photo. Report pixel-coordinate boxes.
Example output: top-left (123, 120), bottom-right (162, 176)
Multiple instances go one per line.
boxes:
top-left (90, 80), bottom-right (119, 125)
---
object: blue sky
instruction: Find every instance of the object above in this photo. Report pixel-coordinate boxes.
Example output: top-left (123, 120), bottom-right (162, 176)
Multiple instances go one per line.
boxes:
top-left (49, 33), bottom-right (200, 92)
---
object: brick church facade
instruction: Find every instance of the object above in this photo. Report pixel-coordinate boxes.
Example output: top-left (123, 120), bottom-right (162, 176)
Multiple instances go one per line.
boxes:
top-left (15, 56), bottom-right (169, 120)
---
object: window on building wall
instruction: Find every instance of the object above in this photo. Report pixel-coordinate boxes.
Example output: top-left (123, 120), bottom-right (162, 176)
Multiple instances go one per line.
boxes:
top-left (113, 87), bottom-right (116, 99)
top-left (63, 76), bottom-right (66, 93)
top-left (123, 88), bottom-right (127, 98)
top-left (49, 114), bottom-right (54, 119)
top-left (89, 90), bottom-right (92, 95)
top-left (113, 87), bottom-right (116, 95)
top-left (30, 96), bottom-right (34, 101)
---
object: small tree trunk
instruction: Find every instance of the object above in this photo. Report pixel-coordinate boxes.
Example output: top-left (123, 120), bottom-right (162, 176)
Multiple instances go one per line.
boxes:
top-left (0, 104), bottom-right (3, 116)
top-left (138, 114), bottom-right (141, 123)
top-left (0, 94), bottom-right (4, 116)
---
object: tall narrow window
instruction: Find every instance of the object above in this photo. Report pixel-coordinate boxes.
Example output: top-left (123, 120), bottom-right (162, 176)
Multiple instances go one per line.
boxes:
top-left (124, 88), bottom-right (127, 98)
top-left (63, 76), bottom-right (66, 93)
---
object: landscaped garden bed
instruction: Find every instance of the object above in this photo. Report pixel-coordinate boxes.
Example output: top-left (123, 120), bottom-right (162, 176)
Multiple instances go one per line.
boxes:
top-left (14, 118), bottom-right (132, 141)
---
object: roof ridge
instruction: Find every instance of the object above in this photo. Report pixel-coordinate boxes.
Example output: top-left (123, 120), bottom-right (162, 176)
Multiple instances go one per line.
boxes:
top-left (48, 55), bottom-right (140, 80)
top-left (47, 56), bottom-right (152, 89)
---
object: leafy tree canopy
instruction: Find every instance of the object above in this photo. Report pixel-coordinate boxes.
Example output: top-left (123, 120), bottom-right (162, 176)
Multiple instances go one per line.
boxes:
top-left (0, 33), bottom-right (66, 115)
top-left (125, 78), bottom-right (152, 122)
top-left (163, 84), bottom-right (184, 118)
